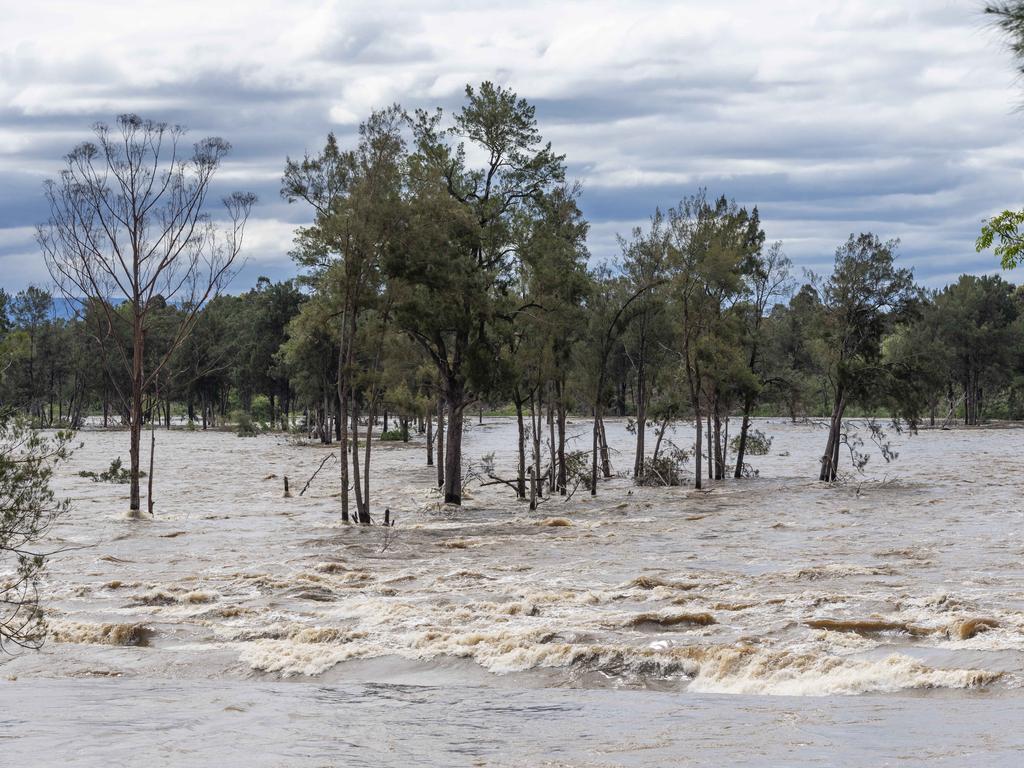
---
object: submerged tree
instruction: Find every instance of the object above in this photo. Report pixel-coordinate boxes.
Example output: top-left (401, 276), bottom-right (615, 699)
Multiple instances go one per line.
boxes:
top-left (282, 107), bottom-right (407, 523)
top-left (0, 413), bottom-right (73, 650)
top-left (391, 83), bottom-right (566, 504)
top-left (38, 114), bottom-right (254, 517)
top-left (816, 234), bottom-right (917, 481)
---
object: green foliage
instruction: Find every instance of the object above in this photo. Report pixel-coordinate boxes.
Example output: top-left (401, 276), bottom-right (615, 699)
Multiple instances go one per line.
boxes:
top-left (378, 429), bottom-right (405, 442)
top-left (563, 450), bottom-right (593, 492)
top-left (233, 410), bottom-right (260, 437)
top-left (1, 413), bottom-right (74, 650)
top-left (78, 457), bottom-right (143, 483)
top-left (636, 447), bottom-right (690, 487)
top-left (732, 428), bottom-right (772, 456)
top-left (977, 209), bottom-right (1024, 269)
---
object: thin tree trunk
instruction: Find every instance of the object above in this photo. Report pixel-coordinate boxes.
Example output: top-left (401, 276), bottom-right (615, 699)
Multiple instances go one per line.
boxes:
top-left (706, 412), bottom-right (713, 480)
top-left (530, 390), bottom-right (543, 502)
top-left (515, 394), bottom-right (527, 499)
top-left (361, 399), bottom-right (374, 524)
top-left (352, 401), bottom-right (363, 521)
top-left (598, 415), bottom-right (611, 478)
top-left (128, 317), bottom-right (144, 517)
top-left (713, 399), bottom-right (723, 481)
top-left (651, 413), bottom-right (669, 463)
top-left (426, 410), bottom-right (434, 466)
top-left (436, 397), bottom-right (445, 488)
top-left (147, 410), bottom-right (156, 516)
top-left (547, 396), bottom-right (556, 494)
top-left (734, 392), bottom-right (754, 478)
top-left (556, 379), bottom-right (567, 495)
top-left (819, 387), bottom-right (846, 482)
top-left (634, 358), bottom-right (647, 477)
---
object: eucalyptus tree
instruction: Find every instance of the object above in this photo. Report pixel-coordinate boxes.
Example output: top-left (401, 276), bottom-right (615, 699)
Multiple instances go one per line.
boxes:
top-left (929, 274), bottom-right (1021, 425)
top-left (666, 192), bottom-right (759, 487)
top-left (816, 234), bottom-right (917, 481)
top-left (502, 185), bottom-right (591, 503)
top-left (9, 288), bottom-right (53, 422)
top-left (279, 296), bottom-right (339, 443)
top-left (390, 83), bottom-right (566, 505)
top-left (733, 241), bottom-right (793, 476)
top-left (38, 114), bottom-right (254, 517)
top-left (282, 107), bottom-right (407, 523)
top-left (519, 188), bottom-right (591, 495)
top-left (228, 278), bottom-right (304, 427)
top-left (759, 284), bottom-right (825, 421)
top-left (618, 212), bottom-right (672, 479)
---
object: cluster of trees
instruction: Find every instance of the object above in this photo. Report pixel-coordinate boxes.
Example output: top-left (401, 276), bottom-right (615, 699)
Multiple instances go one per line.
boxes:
top-left (6, 85), bottom-right (1024, 524)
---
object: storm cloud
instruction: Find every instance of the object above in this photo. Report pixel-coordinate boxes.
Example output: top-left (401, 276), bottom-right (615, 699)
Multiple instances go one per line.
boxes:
top-left (2, 0), bottom-right (1022, 291)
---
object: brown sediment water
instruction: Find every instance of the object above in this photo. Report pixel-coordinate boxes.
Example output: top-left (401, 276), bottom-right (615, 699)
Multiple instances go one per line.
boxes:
top-left (3, 418), bottom-right (1023, 765)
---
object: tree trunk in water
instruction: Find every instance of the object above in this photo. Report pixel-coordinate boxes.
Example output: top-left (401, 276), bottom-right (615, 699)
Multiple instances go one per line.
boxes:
top-left (734, 392), bottom-right (754, 479)
top-left (338, 382), bottom-right (350, 523)
top-left (819, 388), bottom-right (846, 482)
top-left (361, 401), bottom-right (374, 524)
top-left (436, 398), bottom-right (445, 488)
top-left (351, 402), bottom-right (363, 522)
top-left (147, 417), bottom-right (156, 516)
top-left (426, 411), bottom-right (434, 466)
top-left (634, 360), bottom-right (646, 477)
top-left (556, 380), bottom-right (567, 495)
top-left (128, 321), bottom-right (144, 518)
top-left (713, 402), bottom-right (723, 481)
top-left (547, 398), bottom-right (556, 494)
top-left (693, 409), bottom-right (703, 490)
top-left (530, 392), bottom-right (543, 502)
top-left (598, 416), bottom-right (611, 478)
top-left (515, 397), bottom-right (527, 499)
top-left (652, 414), bottom-right (669, 463)
top-left (444, 398), bottom-right (464, 505)
top-left (706, 412), bottom-right (713, 480)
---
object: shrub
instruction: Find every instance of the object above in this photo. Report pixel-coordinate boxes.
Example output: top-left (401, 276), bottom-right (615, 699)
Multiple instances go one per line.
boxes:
top-left (378, 429), bottom-right (404, 442)
top-left (233, 410), bottom-right (260, 437)
top-left (636, 447), bottom-right (690, 487)
top-left (1, 415), bottom-right (74, 649)
top-left (731, 428), bottom-right (772, 456)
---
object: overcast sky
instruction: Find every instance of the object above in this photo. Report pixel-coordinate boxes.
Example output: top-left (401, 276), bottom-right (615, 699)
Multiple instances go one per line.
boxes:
top-left (2, 0), bottom-right (1023, 293)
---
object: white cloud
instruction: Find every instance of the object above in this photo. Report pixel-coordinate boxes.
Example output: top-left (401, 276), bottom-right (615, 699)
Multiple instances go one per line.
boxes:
top-left (1, 0), bottom-right (1023, 288)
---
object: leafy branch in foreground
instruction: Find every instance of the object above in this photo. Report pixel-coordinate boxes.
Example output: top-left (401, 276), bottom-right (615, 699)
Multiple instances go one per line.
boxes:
top-left (977, 209), bottom-right (1024, 269)
top-left (1, 414), bottom-right (74, 651)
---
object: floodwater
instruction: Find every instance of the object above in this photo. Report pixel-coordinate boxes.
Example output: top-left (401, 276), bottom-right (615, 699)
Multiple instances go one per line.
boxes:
top-left (2, 418), bottom-right (1022, 766)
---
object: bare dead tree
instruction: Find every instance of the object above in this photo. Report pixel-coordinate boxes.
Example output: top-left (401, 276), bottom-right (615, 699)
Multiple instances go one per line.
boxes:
top-left (37, 114), bottom-right (255, 518)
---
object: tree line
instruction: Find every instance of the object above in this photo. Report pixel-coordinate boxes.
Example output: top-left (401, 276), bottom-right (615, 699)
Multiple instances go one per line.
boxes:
top-left (3, 85), bottom-right (1024, 522)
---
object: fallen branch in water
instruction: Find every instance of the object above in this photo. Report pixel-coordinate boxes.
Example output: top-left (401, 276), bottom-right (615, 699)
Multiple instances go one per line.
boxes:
top-left (300, 454), bottom-right (337, 496)
top-left (481, 473), bottom-right (520, 493)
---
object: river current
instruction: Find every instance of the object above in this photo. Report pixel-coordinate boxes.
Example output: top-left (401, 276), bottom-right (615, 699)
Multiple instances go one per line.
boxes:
top-left (2, 418), bottom-right (1021, 766)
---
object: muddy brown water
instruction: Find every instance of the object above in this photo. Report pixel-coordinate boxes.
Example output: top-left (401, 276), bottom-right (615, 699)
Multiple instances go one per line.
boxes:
top-left (2, 418), bottom-right (1022, 766)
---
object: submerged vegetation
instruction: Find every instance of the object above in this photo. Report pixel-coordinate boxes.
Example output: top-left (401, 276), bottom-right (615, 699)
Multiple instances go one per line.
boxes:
top-left (0, 77), bottom-right (1023, 521)
top-left (0, 414), bottom-right (73, 649)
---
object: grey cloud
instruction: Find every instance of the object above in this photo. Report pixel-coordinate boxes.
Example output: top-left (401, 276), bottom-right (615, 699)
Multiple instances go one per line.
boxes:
top-left (2, 0), bottom-right (1023, 294)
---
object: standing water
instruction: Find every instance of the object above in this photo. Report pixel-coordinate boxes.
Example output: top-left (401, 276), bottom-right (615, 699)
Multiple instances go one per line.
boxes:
top-left (2, 418), bottom-right (1022, 766)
